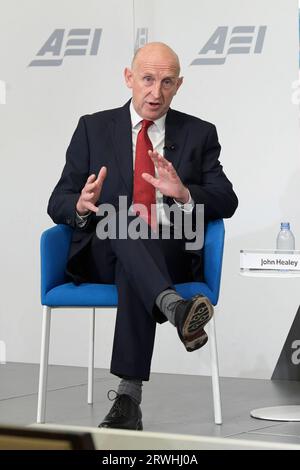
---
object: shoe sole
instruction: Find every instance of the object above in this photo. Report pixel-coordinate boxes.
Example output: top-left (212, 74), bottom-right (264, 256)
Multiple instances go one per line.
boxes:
top-left (182, 296), bottom-right (214, 352)
top-left (137, 420), bottom-right (143, 431)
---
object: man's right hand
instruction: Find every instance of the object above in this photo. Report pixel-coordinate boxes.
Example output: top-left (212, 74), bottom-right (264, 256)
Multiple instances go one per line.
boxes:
top-left (76, 166), bottom-right (107, 215)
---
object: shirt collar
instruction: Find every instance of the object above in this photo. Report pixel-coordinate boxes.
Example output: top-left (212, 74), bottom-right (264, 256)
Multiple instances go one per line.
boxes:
top-left (130, 101), bottom-right (166, 132)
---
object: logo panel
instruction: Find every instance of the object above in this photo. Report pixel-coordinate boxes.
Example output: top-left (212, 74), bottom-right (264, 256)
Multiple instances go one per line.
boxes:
top-left (29, 28), bottom-right (102, 67)
top-left (190, 26), bottom-right (267, 65)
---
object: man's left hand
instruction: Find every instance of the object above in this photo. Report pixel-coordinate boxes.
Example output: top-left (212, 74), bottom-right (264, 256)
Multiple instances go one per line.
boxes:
top-left (142, 150), bottom-right (190, 204)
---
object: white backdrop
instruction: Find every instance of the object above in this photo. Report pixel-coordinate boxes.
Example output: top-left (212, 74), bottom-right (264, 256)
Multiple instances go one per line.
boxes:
top-left (0, 0), bottom-right (299, 379)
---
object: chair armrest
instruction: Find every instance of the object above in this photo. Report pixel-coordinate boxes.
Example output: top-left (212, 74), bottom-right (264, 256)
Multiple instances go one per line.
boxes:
top-left (41, 224), bottom-right (73, 304)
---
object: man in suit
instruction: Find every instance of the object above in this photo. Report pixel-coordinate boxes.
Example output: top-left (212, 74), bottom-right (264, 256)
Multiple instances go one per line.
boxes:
top-left (48, 42), bottom-right (238, 430)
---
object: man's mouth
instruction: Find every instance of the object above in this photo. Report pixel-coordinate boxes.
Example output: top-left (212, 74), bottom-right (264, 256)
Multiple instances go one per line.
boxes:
top-left (147, 102), bottom-right (161, 108)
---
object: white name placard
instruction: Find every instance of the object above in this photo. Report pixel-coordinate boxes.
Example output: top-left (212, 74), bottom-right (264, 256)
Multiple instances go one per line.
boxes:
top-left (240, 250), bottom-right (300, 272)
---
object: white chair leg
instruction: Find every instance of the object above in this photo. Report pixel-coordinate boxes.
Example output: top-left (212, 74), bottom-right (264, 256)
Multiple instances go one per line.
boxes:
top-left (37, 306), bottom-right (51, 424)
top-left (208, 310), bottom-right (222, 425)
top-left (88, 308), bottom-right (95, 404)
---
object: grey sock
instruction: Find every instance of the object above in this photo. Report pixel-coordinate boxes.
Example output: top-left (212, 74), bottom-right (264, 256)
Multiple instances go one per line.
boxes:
top-left (155, 289), bottom-right (183, 326)
top-left (117, 379), bottom-right (143, 405)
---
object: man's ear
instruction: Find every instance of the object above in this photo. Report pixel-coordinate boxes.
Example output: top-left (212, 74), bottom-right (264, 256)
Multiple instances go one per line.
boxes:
top-left (124, 67), bottom-right (133, 89)
top-left (175, 76), bottom-right (184, 94)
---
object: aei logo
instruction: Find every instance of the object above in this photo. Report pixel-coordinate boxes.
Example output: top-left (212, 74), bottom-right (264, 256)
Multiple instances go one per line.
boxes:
top-left (191, 26), bottom-right (267, 65)
top-left (28, 28), bottom-right (102, 67)
top-left (135, 28), bottom-right (148, 52)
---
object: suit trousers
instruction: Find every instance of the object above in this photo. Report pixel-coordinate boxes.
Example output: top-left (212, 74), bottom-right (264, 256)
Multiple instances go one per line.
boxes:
top-left (70, 216), bottom-right (196, 381)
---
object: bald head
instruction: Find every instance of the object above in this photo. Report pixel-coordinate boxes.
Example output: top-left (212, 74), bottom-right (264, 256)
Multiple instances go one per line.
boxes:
top-left (124, 41), bottom-right (183, 120)
top-left (132, 42), bottom-right (181, 77)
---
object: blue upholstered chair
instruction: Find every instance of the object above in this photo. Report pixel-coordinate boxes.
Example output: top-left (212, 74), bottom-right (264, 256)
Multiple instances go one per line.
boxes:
top-left (37, 220), bottom-right (225, 424)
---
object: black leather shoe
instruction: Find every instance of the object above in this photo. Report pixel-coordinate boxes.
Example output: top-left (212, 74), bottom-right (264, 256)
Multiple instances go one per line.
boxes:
top-left (98, 391), bottom-right (143, 431)
top-left (175, 294), bottom-right (214, 352)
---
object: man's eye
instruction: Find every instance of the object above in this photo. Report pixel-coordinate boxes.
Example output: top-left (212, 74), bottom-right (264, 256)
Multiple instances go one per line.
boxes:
top-left (163, 79), bottom-right (173, 88)
top-left (143, 76), bottom-right (153, 83)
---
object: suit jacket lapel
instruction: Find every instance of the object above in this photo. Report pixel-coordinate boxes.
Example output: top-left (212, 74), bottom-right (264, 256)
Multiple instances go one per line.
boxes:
top-left (164, 108), bottom-right (188, 172)
top-left (109, 100), bottom-right (133, 199)
top-left (109, 105), bottom-right (188, 204)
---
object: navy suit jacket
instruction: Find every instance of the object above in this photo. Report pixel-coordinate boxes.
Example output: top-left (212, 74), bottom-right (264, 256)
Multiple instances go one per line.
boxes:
top-left (48, 100), bottom-right (238, 269)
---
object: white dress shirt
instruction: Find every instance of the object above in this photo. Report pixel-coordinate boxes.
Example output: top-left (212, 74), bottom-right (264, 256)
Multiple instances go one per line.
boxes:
top-left (130, 102), bottom-right (194, 226)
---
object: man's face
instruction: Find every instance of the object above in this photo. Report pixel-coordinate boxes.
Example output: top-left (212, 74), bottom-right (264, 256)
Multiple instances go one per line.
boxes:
top-left (124, 51), bottom-right (183, 120)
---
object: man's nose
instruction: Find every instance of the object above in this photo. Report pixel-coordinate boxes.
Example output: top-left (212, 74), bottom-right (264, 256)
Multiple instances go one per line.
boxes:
top-left (151, 81), bottom-right (162, 99)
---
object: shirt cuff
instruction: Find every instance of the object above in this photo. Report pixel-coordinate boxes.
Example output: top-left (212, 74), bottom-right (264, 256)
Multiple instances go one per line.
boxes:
top-left (173, 190), bottom-right (194, 213)
top-left (75, 211), bottom-right (91, 228)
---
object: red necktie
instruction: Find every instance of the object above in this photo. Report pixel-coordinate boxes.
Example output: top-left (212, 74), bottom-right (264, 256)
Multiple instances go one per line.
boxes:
top-left (133, 120), bottom-right (157, 229)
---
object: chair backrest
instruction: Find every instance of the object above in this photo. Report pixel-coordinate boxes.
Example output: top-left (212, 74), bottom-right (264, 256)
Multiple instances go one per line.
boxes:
top-left (41, 224), bottom-right (73, 304)
top-left (203, 219), bottom-right (225, 305)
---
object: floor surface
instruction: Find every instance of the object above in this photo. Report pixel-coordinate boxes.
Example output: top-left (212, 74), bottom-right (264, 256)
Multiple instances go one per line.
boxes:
top-left (1, 363), bottom-right (300, 446)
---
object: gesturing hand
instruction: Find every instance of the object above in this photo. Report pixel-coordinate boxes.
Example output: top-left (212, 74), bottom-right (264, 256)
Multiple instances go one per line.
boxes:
top-left (142, 150), bottom-right (189, 203)
top-left (76, 166), bottom-right (107, 215)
